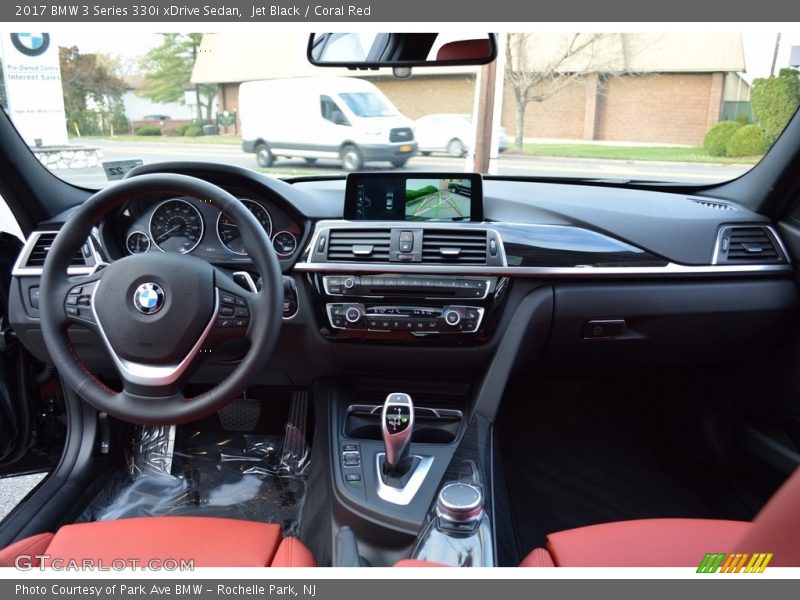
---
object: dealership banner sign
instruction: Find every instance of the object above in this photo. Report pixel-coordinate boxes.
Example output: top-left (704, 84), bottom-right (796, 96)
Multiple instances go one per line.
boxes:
top-left (0, 32), bottom-right (68, 146)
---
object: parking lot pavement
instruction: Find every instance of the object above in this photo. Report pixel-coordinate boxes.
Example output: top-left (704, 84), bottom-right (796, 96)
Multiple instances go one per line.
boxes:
top-left (45, 140), bottom-right (751, 189)
top-left (0, 472), bottom-right (47, 521)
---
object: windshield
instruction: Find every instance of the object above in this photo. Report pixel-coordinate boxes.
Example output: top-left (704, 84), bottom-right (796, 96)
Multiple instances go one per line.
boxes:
top-left (338, 92), bottom-right (398, 118)
top-left (0, 30), bottom-right (797, 187)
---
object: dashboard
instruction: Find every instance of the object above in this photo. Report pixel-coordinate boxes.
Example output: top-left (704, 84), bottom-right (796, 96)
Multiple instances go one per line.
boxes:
top-left (7, 162), bottom-right (798, 387)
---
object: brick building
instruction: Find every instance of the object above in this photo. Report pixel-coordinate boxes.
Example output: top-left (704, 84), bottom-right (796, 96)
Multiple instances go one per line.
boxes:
top-left (191, 32), bottom-right (748, 146)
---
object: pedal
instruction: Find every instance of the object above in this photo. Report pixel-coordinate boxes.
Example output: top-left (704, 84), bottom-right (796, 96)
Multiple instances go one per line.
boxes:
top-left (218, 396), bottom-right (261, 431)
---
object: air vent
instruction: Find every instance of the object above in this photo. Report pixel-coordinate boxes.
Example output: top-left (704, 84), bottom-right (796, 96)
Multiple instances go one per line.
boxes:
top-left (24, 232), bottom-right (94, 268)
top-left (715, 226), bottom-right (785, 264)
top-left (421, 230), bottom-right (487, 264)
top-left (690, 198), bottom-right (739, 211)
top-left (327, 229), bottom-right (391, 262)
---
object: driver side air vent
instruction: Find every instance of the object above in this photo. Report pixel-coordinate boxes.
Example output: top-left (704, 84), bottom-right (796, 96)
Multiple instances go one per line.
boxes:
top-left (421, 230), bottom-right (487, 264)
top-left (327, 229), bottom-right (391, 262)
top-left (714, 226), bottom-right (786, 264)
top-left (22, 232), bottom-right (95, 268)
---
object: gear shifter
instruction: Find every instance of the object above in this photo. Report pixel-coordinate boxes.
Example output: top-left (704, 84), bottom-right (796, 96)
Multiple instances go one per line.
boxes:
top-left (381, 392), bottom-right (414, 475)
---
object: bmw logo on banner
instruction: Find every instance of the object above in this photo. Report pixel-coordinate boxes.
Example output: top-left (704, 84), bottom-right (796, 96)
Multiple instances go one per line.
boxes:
top-left (10, 33), bottom-right (50, 57)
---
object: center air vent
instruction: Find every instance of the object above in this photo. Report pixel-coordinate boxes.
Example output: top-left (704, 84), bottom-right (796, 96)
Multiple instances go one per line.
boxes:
top-left (22, 232), bottom-right (94, 269)
top-left (422, 230), bottom-right (487, 264)
top-left (327, 229), bottom-right (391, 262)
top-left (715, 226), bottom-right (785, 264)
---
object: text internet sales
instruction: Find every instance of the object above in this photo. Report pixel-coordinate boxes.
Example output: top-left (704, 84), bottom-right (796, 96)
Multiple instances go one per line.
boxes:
top-left (253, 5), bottom-right (372, 15)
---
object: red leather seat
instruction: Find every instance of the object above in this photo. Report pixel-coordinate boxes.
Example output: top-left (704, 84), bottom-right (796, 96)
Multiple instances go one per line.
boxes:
top-left (0, 516), bottom-right (315, 568)
top-left (398, 468), bottom-right (800, 567)
top-left (522, 467), bottom-right (800, 567)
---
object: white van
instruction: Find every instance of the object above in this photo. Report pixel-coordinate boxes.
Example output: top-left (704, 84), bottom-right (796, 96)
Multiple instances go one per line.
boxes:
top-left (239, 77), bottom-right (417, 171)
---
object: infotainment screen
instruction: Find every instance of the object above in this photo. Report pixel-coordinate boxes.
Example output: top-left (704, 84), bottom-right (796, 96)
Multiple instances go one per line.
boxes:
top-left (344, 173), bottom-right (483, 222)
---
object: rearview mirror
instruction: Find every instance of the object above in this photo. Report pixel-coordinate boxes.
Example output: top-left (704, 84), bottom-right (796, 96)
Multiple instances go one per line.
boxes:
top-left (307, 33), bottom-right (497, 68)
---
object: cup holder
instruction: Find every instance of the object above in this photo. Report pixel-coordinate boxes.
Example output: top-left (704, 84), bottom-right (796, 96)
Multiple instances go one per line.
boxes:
top-left (344, 404), bottom-right (463, 444)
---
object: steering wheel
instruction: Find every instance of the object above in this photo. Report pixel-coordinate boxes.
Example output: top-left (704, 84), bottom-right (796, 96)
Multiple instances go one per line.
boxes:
top-left (39, 174), bottom-right (284, 425)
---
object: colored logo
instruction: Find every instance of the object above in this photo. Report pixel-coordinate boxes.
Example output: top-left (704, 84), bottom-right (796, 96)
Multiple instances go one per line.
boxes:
top-left (133, 283), bottom-right (165, 315)
top-left (697, 553), bottom-right (773, 573)
top-left (10, 33), bottom-right (50, 57)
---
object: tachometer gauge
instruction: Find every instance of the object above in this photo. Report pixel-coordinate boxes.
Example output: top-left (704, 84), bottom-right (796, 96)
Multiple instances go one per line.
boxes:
top-left (272, 231), bottom-right (297, 257)
top-left (216, 199), bottom-right (273, 255)
top-left (126, 231), bottom-right (151, 254)
top-left (149, 199), bottom-right (204, 254)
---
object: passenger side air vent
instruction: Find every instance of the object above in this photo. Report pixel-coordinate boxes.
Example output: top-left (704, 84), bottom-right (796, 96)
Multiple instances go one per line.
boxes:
top-left (421, 230), bottom-right (487, 264)
top-left (690, 198), bottom-right (739, 211)
top-left (327, 229), bottom-right (392, 262)
top-left (22, 232), bottom-right (94, 268)
top-left (715, 226), bottom-right (785, 264)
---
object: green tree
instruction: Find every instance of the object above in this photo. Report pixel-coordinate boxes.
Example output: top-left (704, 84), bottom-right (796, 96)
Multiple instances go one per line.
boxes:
top-left (138, 33), bottom-right (216, 122)
top-left (750, 68), bottom-right (800, 145)
top-left (59, 46), bottom-right (127, 136)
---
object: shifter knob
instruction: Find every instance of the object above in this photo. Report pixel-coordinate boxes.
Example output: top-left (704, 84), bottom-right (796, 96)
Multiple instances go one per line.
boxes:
top-left (381, 393), bottom-right (414, 469)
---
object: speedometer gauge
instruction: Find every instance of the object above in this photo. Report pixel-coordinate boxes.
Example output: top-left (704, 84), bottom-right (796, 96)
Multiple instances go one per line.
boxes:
top-left (216, 199), bottom-right (273, 255)
top-left (149, 199), bottom-right (204, 254)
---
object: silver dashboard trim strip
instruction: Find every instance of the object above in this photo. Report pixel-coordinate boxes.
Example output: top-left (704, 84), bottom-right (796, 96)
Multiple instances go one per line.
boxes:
top-left (296, 262), bottom-right (792, 278)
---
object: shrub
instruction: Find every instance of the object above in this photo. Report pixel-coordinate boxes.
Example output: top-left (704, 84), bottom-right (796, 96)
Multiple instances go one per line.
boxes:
top-left (734, 112), bottom-right (751, 125)
top-left (703, 121), bottom-right (742, 157)
top-left (183, 125), bottom-right (204, 137)
top-left (134, 125), bottom-right (162, 136)
top-left (726, 124), bottom-right (767, 157)
top-left (751, 68), bottom-right (800, 145)
top-left (162, 127), bottom-right (182, 137)
top-left (174, 123), bottom-right (191, 136)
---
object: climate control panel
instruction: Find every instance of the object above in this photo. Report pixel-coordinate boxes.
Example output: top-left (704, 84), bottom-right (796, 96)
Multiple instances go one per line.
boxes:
top-left (326, 303), bottom-right (484, 334)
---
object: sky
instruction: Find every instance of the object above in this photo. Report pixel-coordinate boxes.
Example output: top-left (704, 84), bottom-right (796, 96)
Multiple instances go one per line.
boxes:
top-left (51, 29), bottom-right (800, 83)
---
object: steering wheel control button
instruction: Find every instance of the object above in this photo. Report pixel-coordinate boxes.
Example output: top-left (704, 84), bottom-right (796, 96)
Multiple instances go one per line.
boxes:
top-left (132, 282), bottom-right (165, 315)
top-left (216, 290), bottom-right (249, 329)
top-left (63, 282), bottom-right (100, 323)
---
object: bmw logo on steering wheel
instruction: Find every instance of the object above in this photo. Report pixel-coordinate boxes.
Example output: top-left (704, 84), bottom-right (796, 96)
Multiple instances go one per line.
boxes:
top-left (133, 282), bottom-right (165, 315)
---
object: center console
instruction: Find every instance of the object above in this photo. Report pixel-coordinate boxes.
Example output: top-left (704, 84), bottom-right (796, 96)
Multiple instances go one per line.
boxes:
top-left (312, 174), bottom-right (501, 565)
